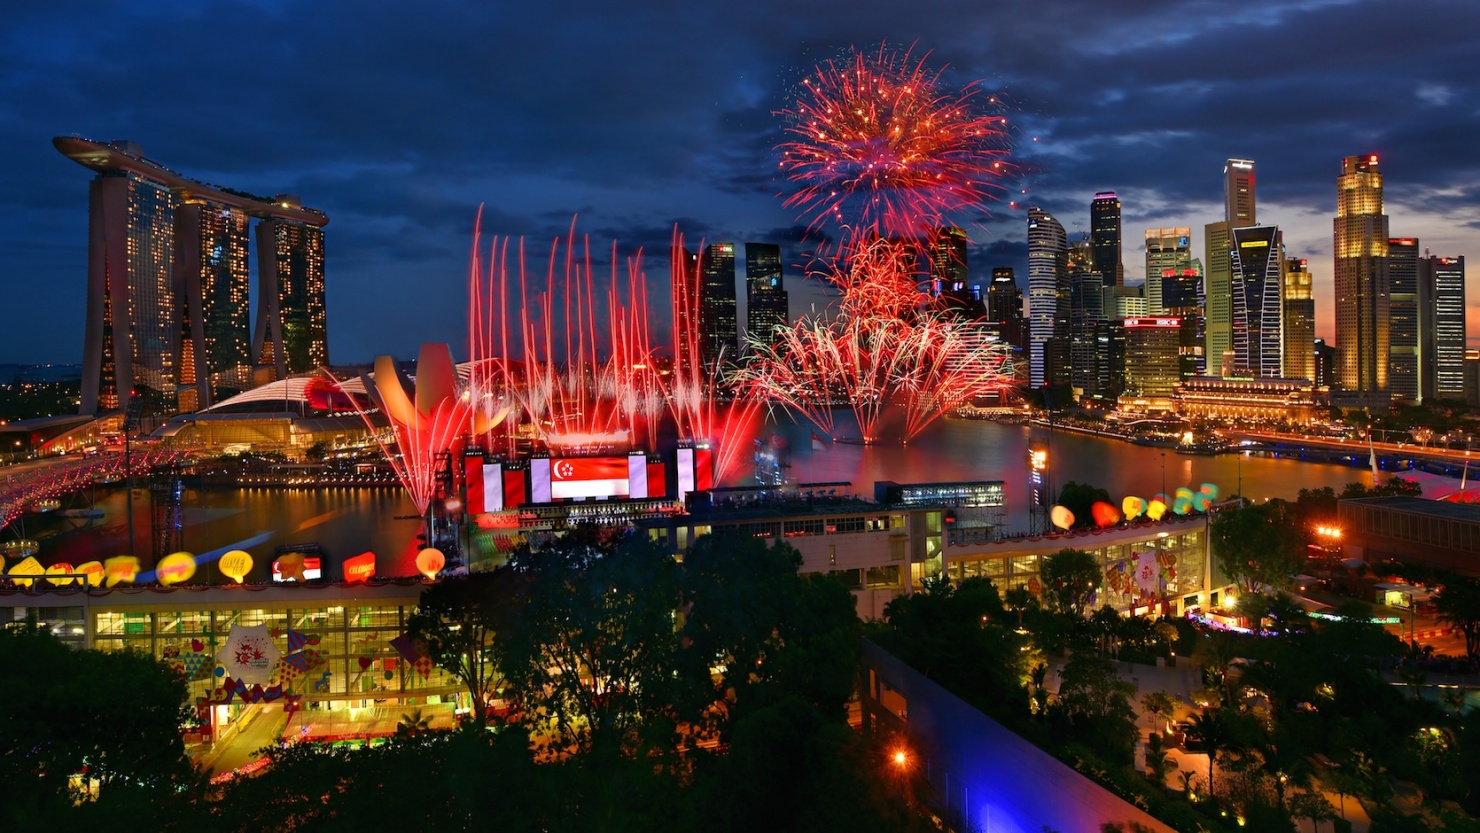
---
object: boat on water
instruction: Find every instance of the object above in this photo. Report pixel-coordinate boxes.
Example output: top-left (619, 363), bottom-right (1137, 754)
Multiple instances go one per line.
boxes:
top-left (58, 508), bottom-right (105, 519)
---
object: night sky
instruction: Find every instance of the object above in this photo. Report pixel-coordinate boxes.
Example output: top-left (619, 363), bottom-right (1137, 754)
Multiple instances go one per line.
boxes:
top-left (3, 0), bottom-right (1478, 366)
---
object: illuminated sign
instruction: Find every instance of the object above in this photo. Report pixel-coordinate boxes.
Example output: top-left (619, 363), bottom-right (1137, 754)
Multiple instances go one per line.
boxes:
top-left (1124, 317), bottom-right (1180, 328)
top-left (1391, 238), bottom-right (1417, 246)
top-left (343, 551), bottom-right (376, 584)
top-left (1239, 240), bottom-right (1268, 248)
top-left (272, 557), bottom-right (321, 582)
top-left (550, 456), bottom-right (631, 500)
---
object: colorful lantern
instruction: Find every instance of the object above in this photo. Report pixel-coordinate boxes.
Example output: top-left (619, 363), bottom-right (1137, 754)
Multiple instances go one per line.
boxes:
top-left (1200, 483), bottom-right (1220, 501)
top-left (416, 547), bottom-right (446, 580)
top-left (1050, 505), bottom-right (1075, 531)
top-left (1146, 499), bottom-right (1167, 521)
top-left (8, 556), bottom-right (44, 588)
top-left (157, 552), bottom-right (197, 586)
top-left (1091, 501), bottom-right (1121, 528)
top-left (219, 550), bottom-right (253, 583)
top-left (104, 555), bottom-right (140, 588)
top-left (44, 562), bottom-right (76, 587)
top-left (76, 561), bottom-right (105, 587)
top-left (1121, 495), bottom-right (1147, 520)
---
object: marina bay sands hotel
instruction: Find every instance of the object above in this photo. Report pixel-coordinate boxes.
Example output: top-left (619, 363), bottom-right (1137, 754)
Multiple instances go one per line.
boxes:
top-left (54, 137), bottom-right (329, 416)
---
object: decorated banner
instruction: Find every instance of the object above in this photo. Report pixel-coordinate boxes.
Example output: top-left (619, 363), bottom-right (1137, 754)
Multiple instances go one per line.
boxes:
top-left (215, 624), bottom-right (283, 686)
top-left (1134, 549), bottom-right (1160, 597)
top-left (389, 632), bottom-right (434, 679)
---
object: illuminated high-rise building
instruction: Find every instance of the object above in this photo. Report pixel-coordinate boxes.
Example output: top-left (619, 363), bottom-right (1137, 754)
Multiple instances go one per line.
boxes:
top-left (1228, 225), bottom-right (1284, 378)
top-left (1144, 228), bottom-right (1192, 314)
top-left (1333, 154), bottom-right (1390, 405)
top-left (1123, 317), bottom-right (1182, 403)
top-left (56, 137), bottom-right (329, 416)
top-left (670, 245), bottom-right (701, 371)
top-left (1282, 258), bottom-right (1316, 383)
top-left (1027, 208), bottom-right (1067, 389)
top-left (1064, 241), bottom-right (1102, 396)
top-left (744, 242), bottom-right (789, 347)
top-left (175, 200), bottom-right (252, 411)
top-left (700, 243), bottom-right (739, 372)
top-left (253, 214), bottom-right (328, 381)
top-left (1205, 159), bottom-right (1256, 376)
top-left (928, 227), bottom-right (973, 312)
top-left (987, 267), bottom-right (1025, 349)
top-left (1090, 192), bottom-right (1123, 286)
top-left (1387, 237), bottom-right (1422, 401)
top-left (1425, 254), bottom-right (1466, 400)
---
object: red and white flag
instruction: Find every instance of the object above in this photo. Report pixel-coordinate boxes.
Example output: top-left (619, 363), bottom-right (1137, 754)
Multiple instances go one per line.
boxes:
top-left (811, 432), bottom-right (826, 451)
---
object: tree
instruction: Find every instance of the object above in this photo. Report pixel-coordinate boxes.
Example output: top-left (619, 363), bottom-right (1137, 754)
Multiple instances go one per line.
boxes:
top-left (1040, 548), bottom-right (1101, 617)
top-left (0, 626), bottom-right (198, 823)
top-left (1211, 501), bottom-right (1303, 597)
top-left (1141, 690), bottom-right (1177, 734)
top-left (1052, 653), bottom-right (1139, 763)
top-left (1434, 574), bottom-right (1480, 660)
top-left (1057, 481), bottom-right (1110, 529)
top-left (503, 529), bottom-right (684, 758)
top-left (406, 570), bottom-right (519, 726)
top-left (1288, 790), bottom-right (1338, 833)
top-left (1183, 707), bottom-right (1235, 798)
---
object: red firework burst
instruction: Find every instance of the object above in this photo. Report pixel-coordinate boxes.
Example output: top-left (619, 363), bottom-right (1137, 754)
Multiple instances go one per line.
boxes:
top-left (778, 45), bottom-right (1013, 245)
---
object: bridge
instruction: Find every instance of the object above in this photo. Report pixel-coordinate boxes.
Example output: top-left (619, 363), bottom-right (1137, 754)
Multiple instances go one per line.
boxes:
top-left (1, 448), bottom-right (186, 533)
top-left (1227, 430), bottom-right (1478, 477)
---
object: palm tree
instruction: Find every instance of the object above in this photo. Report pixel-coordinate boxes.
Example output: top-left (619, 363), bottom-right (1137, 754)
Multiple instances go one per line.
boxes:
top-left (1399, 640), bottom-right (1431, 701)
top-left (396, 707), bottom-right (431, 737)
top-left (1183, 708), bottom-right (1232, 798)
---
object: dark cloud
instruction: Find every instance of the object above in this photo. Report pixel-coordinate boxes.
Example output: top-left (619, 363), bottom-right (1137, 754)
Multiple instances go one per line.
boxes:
top-left (3, 0), bottom-right (1478, 364)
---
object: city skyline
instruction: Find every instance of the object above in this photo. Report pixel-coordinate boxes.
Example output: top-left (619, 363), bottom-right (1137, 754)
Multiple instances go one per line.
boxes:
top-left (2, 1), bottom-right (1478, 365)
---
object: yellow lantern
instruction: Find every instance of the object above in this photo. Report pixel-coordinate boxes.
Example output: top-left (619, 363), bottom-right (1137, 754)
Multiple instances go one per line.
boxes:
top-left (8, 556), bottom-right (44, 588)
top-left (104, 555), bottom-right (140, 588)
top-left (157, 552), bottom-right (197, 586)
top-left (219, 550), bottom-right (253, 584)
top-left (76, 561), bottom-right (105, 587)
top-left (45, 562), bottom-right (76, 587)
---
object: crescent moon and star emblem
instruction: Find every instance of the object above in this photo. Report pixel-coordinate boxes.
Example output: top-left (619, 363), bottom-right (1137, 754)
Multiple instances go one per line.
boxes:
top-left (554, 460), bottom-right (575, 479)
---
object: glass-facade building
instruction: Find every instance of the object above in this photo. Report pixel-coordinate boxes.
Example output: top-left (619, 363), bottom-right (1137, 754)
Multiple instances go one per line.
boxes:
top-left (1090, 192), bottom-right (1123, 287)
top-left (1282, 258), bottom-right (1316, 383)
top-left (254, 219), bottom-right (328, 380)
top-left (699, 243), bottom-right (738, 372)
top-left (1428, 255), bottom-right (1467, 400)
top-left (1228, 225), bottom-right (1285, 378)
top-left (744, 242), bottom-right (789, 348)
top-left (1027, 208), bottom-right (1066, 389)
top-left (1333, 155), bottom-right (1390, 405)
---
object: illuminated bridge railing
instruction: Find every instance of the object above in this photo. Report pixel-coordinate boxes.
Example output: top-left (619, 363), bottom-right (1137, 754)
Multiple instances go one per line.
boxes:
top-left (0, 449), bottom-right (185, 531)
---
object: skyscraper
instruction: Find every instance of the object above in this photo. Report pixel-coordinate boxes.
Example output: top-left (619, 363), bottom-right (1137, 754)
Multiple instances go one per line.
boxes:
top-left (928, 227), bottom-right (974, 314)
top-left (1228, 225), bottom-right (1284, 378)
top-left (1282, 258), bottom-right (1316, 383)
top-left (1205, 159), bottom-right (1256, 376)
top-left (175, 200), bottom-right (252, 411)
top-left (253, 214), bottom-right (328, 382)
top-left (1426, 254), bottom-right (1466, 400)
top-left (1333, 154), bottom-right (1390, 405)
top-left (1144, 228), bottom-right (1192, 314)
top-left (670, 245), bottom-right (701, 371)
top-left (1387, 237), bottom-right (1422, 401)
top-left (1064, 240), bottom-right (1102, 396)
top-left (986, 267), bottom-right (1025, 349)
top-left (56, 137), bottom-right (329, 416)
top-left (1027, 208), bottom-right (1066, 389)
top-left (744, 242), bottom-right (789, 348)
top-left (1090, 192), bottom-right (1123, 286)
top-left (700, 243), bottom-right (739, 372)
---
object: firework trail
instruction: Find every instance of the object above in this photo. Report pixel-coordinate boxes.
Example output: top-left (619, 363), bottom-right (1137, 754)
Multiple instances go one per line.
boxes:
top-left (778, 44), bottom-right (1013, 247)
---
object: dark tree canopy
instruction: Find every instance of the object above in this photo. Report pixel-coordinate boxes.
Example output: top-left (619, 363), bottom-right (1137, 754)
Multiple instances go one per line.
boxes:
top-left (406, 569), bottom-right (519, 725)
top-left (1040, 548), bottom-right (1101, 617)
top-left (1211, 502), bottom-right (1303, 597)
top-left (1057, 481), bottom-right (1111, 529)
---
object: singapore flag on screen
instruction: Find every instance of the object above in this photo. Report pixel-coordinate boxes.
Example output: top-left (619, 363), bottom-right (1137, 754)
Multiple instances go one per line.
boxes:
top-left (551, 457), bottom-right (630, 500)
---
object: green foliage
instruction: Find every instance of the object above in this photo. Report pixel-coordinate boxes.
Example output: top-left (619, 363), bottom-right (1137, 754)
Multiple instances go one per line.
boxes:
top-left (1040, 548), bottom-right (1102, 617)
top-left (1051, 653), bottom-right (1138, 764)
top-left (1434, 574), bottom-right (1480, 660)
top-left (406, 570), bottom-right (519, 725)
top-left (0, 625), bottom-right (200, 827)
top-left (1210, 502), bottom-right (1303, 596)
